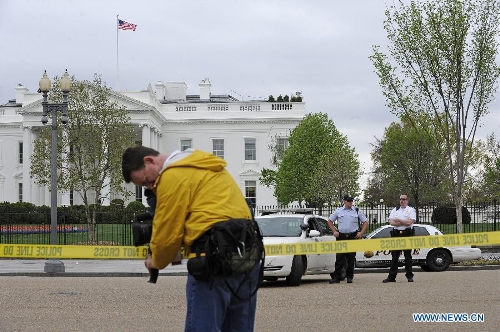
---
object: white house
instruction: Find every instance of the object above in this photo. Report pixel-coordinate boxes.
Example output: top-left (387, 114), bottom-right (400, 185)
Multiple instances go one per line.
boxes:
top-left (0, 79), bottom-right (305, 207)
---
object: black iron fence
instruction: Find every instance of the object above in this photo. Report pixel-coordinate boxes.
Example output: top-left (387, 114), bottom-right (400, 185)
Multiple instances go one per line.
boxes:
top-left (256, 201), bottom-right (499, 235)
top-left (0, 212), bottom-right (137, 246)
top-left (0, 202), bottom-right (498, 245)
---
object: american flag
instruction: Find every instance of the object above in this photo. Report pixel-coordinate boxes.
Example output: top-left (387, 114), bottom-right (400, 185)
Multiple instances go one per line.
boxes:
top-left (118, 19), bottom-right (137, 31)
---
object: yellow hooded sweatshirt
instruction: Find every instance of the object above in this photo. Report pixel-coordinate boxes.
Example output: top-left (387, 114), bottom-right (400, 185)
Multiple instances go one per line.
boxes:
top-left (150, 149), bottom-right (252, 269)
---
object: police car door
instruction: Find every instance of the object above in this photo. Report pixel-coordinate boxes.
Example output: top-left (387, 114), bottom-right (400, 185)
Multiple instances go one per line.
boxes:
top-left (312, 216), bottom-right (336, 271)
top-left (302, 216), bottom-right (324, 273)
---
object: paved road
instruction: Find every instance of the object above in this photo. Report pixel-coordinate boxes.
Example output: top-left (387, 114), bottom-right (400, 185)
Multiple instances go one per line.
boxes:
top-left (1, 258), bottom-right (500, 276)
top-left (1, 268), bottom-right (499, 332)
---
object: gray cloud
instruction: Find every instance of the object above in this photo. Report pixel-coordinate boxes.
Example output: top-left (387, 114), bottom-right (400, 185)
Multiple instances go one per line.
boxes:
top-left (1, 0), bottom-right (498, 188)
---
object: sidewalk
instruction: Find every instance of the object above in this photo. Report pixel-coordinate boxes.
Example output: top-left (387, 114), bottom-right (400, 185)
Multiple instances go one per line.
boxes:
top-left (1, 258), bottom-right (499, 277)
top-left (0, 258), bottom-right (188, 277)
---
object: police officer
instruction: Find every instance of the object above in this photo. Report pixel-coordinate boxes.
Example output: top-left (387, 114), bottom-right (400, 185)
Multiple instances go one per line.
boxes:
top-left (382, 193), bottom-right (416, 283)
top-left (327, 195), bottom-right (369, 284)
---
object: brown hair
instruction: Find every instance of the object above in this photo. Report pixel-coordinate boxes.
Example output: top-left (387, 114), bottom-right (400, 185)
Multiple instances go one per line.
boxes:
top-left (121, 146), bottom-right (160, 183)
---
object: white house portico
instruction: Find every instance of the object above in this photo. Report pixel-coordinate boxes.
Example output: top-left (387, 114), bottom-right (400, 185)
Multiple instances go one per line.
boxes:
top-left (0, 78), bottom-right (305, 207)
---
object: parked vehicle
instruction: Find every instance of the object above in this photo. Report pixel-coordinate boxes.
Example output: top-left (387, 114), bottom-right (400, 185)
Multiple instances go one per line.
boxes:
top-left (255, 209), bottom-right (336, 286)
top-left (355, 224), bottom-right (482, 271)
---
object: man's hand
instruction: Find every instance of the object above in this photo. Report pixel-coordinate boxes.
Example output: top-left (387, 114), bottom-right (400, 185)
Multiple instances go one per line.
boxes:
top-left (389, 219), bottom-right (400, 226)
top-left (144, 254), bottom-right (156, 273)
top-left (144, 254), bottom-right (160, 284)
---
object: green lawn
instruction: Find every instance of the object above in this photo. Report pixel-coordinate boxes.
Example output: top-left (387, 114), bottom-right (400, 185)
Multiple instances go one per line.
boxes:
top-left (0, 224), bottom-right (134, 246)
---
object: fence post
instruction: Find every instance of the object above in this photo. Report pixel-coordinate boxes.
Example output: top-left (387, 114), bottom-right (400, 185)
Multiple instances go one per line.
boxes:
top-left (494, 198), bottom-right (498, 232)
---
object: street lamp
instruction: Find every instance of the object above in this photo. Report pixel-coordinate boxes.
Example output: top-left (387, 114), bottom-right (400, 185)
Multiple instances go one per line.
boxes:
top-left (39, 70), bottom-right (72, 246)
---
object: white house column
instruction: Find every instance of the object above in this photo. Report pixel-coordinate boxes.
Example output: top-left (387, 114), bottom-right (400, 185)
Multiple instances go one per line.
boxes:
top-left (151, 127), bottom-right (157, 150)
top-left (140, 123), bottom-right (151, 147)
top-left (157, 131), bottom-right (162, 152)
top-left (31, 129), bottom-right (41, 205)
top-left (152, 126), bottom-right (161, 150)
top-left (22, 126), bottom-right (32, 203)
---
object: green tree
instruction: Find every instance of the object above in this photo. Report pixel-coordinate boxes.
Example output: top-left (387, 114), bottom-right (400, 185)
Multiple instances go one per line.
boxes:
top-left (480, 133), bottom-right (500, 197)
top-left (274, 113), bottom-right (361, 207)
top-left (363, 165), bottom-right (387, 205)
top-left (370, 0), bottom-right (500, 232)
top-left (31, 74), bottom-right (136, 242)
top-left (370, 114), bottom-right (449, 218)
top-left (259, 133), bottom-right (289, 189)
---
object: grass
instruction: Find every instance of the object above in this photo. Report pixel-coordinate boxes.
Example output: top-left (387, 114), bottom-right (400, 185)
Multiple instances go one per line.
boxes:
top-left (455, 258), bottom-right (500, 266)
top-left (0, 223), bottom-right (134, 246)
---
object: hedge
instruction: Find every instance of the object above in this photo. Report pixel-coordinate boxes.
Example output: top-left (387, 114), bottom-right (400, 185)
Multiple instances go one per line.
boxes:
top-left (431, 205), bottom-right (471, 224)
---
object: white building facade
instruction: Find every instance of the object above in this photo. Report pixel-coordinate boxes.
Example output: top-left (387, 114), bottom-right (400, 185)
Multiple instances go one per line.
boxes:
top-left (0, 79), bottom-right (305, 207)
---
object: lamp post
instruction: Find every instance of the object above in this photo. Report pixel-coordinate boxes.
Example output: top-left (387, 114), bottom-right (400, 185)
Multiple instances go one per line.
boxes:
top-left (39, 70), bottom-right (72, 246)
top-left (379, 198), bottom-right (384, 224)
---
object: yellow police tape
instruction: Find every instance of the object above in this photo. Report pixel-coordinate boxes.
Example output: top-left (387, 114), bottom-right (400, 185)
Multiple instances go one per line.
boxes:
top-left (0, 231), bottom-right (499, 259)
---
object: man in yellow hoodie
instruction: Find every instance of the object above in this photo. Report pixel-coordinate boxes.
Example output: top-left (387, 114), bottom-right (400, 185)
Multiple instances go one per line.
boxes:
top-left (122, 146), bottom-right (261, 332)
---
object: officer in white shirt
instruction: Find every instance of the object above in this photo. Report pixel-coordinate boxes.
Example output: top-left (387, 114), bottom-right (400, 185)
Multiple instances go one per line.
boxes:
top-left (382, 193), bottom-right (417, 283)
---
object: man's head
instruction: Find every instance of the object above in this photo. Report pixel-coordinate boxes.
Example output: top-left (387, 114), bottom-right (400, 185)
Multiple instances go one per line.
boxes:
top-left (399, 193), bottom-right (409, 207)
top-left (122, 146), bottom-right (161, 189)
top-left (343, 195), bottom-right (354, 207)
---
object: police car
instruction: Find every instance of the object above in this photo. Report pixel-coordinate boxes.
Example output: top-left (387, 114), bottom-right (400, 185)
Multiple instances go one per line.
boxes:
top-left (355, 224), bottom-right (482, 271)
top-left (255, 209), bottom-right (336, 286)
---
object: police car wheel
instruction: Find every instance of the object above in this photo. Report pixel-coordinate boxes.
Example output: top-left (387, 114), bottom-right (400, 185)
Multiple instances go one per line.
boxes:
top-left (286, 256), bottom-right (304, 286)
top-left (426, 249), bottom-right (451, 272)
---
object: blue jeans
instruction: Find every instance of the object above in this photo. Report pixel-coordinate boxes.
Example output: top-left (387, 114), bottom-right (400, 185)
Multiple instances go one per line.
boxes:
top-left (184, 262), bottom-right (261, 332)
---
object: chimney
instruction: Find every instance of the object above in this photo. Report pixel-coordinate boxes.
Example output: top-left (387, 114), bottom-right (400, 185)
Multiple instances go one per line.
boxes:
top-left (155, 81), bottom-right (165, 100)
top-left (15, 83), bottom-right (29, 105)
top-left (199, 78), bottom-right (211, 101)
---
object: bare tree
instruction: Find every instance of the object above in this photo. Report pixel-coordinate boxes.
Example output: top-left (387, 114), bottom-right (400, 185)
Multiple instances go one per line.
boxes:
top-left (31, 74), bottom-right (136, 242)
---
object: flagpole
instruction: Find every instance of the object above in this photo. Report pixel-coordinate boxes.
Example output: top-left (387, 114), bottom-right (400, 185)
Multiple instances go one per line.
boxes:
top-left (116, 14), bottom-right (120, 91)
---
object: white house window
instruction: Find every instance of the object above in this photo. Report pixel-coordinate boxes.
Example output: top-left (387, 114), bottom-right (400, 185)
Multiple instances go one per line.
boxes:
top-left (18, 182), bottom-right (23, 202)
top-left (276, 137), bottom-right (289, 161)
top-left (180, 139), bottom-right (192, 151)
top-left (212, 139), bottom-right (224, 159)
top-left (245, 180), bottom-right (256, 205)
top-left (135, 186), bottom-right (143, 202)
top-left (18, 141), bottom-right (23, 164)
top-left (244, 138), bottom-right (256, 161)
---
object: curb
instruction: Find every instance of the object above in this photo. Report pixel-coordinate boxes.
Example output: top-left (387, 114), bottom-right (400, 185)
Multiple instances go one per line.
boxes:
top-left (1, 265), bottom-right (498, 277)
top-left (0, 272), bottom-right (188, 277)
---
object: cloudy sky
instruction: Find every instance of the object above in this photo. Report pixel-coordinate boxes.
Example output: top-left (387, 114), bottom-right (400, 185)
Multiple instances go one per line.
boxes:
top-left (1, 0), bottom-right (499, 189)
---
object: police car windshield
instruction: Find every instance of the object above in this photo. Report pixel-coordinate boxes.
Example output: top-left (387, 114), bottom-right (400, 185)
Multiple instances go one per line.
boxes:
top-left (255, 216), bottom-right (303, 237)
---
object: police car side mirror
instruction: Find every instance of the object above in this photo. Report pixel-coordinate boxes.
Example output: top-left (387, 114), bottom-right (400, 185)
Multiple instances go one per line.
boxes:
top-left (308, 230), bottom-right (320, 238)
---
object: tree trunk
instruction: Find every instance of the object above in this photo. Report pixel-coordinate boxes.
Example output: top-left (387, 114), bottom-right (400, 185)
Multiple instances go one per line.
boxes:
top-left (455, 195), bottom-right (463, 233)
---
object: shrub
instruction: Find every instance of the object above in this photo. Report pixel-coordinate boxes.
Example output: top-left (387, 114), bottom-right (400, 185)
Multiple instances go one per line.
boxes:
top-left (111, 199), bottom-right (124, 207)
top-left (431, 206), bottom-right (471, 224)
